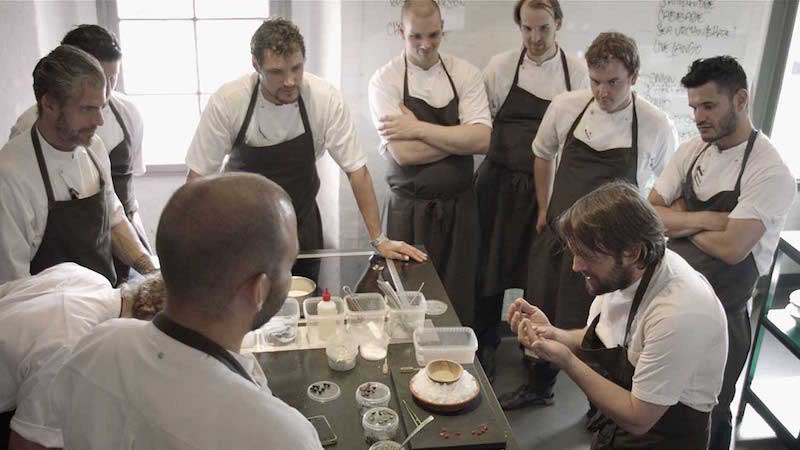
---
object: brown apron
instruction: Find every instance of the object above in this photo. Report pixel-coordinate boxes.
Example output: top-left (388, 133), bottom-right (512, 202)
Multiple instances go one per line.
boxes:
top-left (475, 48), bottom-right (572, 296)
top-left (577, 263), bottom-right (712, 449)
top-left (29, 126), bottom-right (117, 286)
top-left (382, 56), bottom-right (478, 327)
top-left (107, 99), bottom-right (151, 281)
top-left (225, 78), bottom-right (322, 282)
top-left (666, 130), bottom-right (759, 450)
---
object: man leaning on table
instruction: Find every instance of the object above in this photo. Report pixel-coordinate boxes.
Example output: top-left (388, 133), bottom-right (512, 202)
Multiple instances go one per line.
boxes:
top-left (648, 55), bottom-right (795, 450)
top-left (184, 17), bottom-right (424, 272)
top-left (511, 181), bottom-right (728, 449)
top-left (53, 173), bottom-right (323, 450)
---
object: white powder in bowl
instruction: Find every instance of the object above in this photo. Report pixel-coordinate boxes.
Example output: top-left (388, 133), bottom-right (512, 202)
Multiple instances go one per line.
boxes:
top-left (410, 370), bottom-right (479, 405)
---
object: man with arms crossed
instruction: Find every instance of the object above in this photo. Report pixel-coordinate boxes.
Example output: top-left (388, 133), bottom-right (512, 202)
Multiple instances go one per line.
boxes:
top-left (475, 0), bottom-right (588, 379)
top-left (185, 18), bottom-right (424, 278)
top-left (369, 0), bottom-right (492, 325)
top-left (53, 173), bottom-right (323, 449)
top-left (0, 45), bottom-right (155, 285)
top-left (511, 181), bottom-right (728, 449)
top-left (502, 32), bottom-right (677, 409)
top-left (0, 263), bottom-right (163, 450)
top-left (649, 56), bottom-right (795, 450)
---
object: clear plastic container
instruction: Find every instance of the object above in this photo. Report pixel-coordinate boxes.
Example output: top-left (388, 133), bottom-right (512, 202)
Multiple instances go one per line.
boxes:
top-left (369, 441), bottom-right (401, 450)
top-left (413, 326), bottom-right (478, 366)
top-left (346, 293), bottom-right (389, 360)
top-left (326, 330), bottom-right (358, 371)
top-left (259, 298), bottom-right (300, 347)
top-left (362, 407), bottom-right (399, 444)
top-left (386, 291), bottom-right (426, 340)
top-left (303, 296), bottom-right (345, 345)
top-left (355, 381), bottom-right (391, 417)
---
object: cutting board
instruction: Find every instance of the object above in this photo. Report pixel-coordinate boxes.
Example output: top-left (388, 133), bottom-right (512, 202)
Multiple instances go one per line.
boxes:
top-left (390, 365), bottom-right (508, 449)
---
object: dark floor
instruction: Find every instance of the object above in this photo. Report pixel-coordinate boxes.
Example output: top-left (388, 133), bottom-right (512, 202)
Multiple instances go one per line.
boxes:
top-left (490, 284), bottom-right (796, 450)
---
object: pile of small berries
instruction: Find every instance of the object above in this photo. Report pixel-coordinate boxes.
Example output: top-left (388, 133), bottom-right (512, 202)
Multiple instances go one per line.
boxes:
top-left (359, 383), bottom-right (377, 398)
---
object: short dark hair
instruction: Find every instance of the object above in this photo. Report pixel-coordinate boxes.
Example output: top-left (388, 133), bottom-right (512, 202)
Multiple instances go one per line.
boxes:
top-left (514, 0), bottom-right (564, 25)
top-left (156, 173), bottom-right (295, 316)
top-left (33, 45), bottom-right (106, 115)
top-left (557, 181), bottom-right (666, 268)
top-left (61, 24), bottom-right (122, 62)
top-left (251, 17), bottom-right (306, 66)
top-left (681, 55), bottom-right (747, 96)
top-left (401, 0), bottom-right (442, 23)
top-left (585, 32), bottom-right (640, 76)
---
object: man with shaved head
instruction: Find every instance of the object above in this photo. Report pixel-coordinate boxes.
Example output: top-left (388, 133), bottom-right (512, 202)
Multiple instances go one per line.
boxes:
top-left (53, 173), bottom-right (323, 449)
top-left (369, 0), bottom-right (492, 326)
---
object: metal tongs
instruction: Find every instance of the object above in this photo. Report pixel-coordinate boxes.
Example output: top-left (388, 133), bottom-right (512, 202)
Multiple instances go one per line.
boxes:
top-left (377, 276), bottom-right (403, 309)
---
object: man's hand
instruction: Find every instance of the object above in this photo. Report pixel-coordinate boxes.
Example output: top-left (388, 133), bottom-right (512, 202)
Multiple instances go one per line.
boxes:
top-left (376, 239), bottom-right (428, 263)
top-left (507, 298), bottom-right (551, 334)
top-left (535, 208), bottom-right (548, 234)
top-left (518, 318), bottom-right (574, 368)
top-left (378, 104), bottom-right (424, 141)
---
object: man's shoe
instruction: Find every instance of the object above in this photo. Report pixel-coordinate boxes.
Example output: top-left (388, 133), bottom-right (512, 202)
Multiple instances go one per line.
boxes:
top-left (478, 346), bottom-right (497, 383)
top-left (498, 384), bottom-right (554, 410)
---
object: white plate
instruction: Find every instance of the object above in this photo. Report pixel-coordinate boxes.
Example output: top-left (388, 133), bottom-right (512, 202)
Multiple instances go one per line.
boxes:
top-left (789, 289), bottom-right (800, 308)
top-left (425, 300), bottom-right (448, 316)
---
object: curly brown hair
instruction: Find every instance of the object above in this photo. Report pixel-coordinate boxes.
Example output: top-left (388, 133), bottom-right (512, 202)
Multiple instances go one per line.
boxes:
top-left (251, 17), bottom-right (306, 66)
top-left (120, 272), bottom-right (167, 321)
top-left (585, 32), bottom-right (640, 76)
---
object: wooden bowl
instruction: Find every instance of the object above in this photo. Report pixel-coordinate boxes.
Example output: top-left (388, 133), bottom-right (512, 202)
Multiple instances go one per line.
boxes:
top-left (409, 370), bottom-right (480, 413)
top-left (425, 359), bottom-right (463, 383)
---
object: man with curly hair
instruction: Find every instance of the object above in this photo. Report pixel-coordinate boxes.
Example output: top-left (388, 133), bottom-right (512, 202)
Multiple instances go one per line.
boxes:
top-left (0, 263), bottom-right (164, 450)
top-left (185, 17), bottom-right (425, 273)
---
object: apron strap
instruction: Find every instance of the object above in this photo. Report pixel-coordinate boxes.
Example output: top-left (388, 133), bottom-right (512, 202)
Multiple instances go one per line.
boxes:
top-left (152, 313), bottom-right (257, 385)
top-left (108, 98), bottom-right (132, 145)
top-left (629, 92), bottom-right (639, 173)
top-left (623, 262), bottom-right (657, 345)
top-left (233, 78), bottom-right (261, 149)
top-left (559, 47), bottom-right (572, 92)
top-left (31, 126), bottom-right (56, 206)
top-left (512, 47), bottom-right (525, 87)
top-left (733, 129), bottom-right (759, 193)
top-left (297, 94), bottom-right (313, 141)
top-left (83, 144), bottom-right (107, 190)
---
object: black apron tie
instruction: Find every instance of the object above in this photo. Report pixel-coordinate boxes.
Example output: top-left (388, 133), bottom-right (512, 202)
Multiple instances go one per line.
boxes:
top-left (153, 313), bottom-right (256, 385)
top-left (29, 126), bottom-right (117, 286)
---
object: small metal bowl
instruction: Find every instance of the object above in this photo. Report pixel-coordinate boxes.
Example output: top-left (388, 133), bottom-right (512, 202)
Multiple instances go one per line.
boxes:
top-left (288, 276), bottom-right (316, 303)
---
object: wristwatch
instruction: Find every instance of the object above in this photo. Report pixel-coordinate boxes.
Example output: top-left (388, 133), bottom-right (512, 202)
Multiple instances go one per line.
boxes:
top-left (370, 233), bottom-right (389, 249)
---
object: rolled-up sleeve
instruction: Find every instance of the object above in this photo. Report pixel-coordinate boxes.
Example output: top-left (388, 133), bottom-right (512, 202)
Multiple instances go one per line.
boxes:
top-left (532, 98), bottom-right (562, 160)
top-left (729, 162), bottom-right (796, 228)
top-left (185, 92), bottom-right (235, 176)
top-left (320, 88), bottom-right (367, 173)
top-left (0, 177), bottom-right (36, 282)
top-left (368, 70), bottom-right (402, 156)
top-left (457, 63), bottom-right (492, 128)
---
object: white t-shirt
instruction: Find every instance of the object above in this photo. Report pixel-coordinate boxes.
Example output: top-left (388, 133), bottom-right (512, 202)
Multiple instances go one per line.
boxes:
top-left (0, 127), bottom-right (126, 284)
top-left (368, 52), bottom-right (493, 156)
top-left (9, 91), bottom-right (146, 176)
top-left (483, 47), bottom-right (589, 117)
top-left (185, 72), bottom-right (367, 176)
top-left (533, 89), bottom-right (678, 193)
top-left (0, 263), bottom-right (119, 447)
top-left (653, 133), bottom-right (796, 275)
top-left (53, 319), bottom-right (323, 450)
top-left (586, 250), bottom-right (728, 412)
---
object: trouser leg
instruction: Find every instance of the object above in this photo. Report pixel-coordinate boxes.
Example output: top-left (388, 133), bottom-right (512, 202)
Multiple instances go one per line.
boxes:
top-left (475, 292), bottom-right (505, 350)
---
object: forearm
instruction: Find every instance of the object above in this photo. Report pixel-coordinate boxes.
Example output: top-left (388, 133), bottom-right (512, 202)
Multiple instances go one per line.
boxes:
top-left (112, 219), bottom-right (155, 273)
top-left (417, 122), bottom-right (490, 155)
top-left (534, 157), bottom-right (554, 209)
top-left (563, 355), bottom-right (657, 435)
top-left (386, 140), bottom-right (450, 166)
top-left (346, 166), bottom-right (383, 240)
top-left (689, 231), bottom-right (746, 265)
top-left (9, 430), bottom-right (56, 450)
top-left (652, 206), bottom-right (706, 238)
top-left (553, 327), bottom-right (587, 353)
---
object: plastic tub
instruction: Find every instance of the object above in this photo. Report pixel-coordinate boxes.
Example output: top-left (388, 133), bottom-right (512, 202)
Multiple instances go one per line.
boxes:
top-left (362, 407), bottom-right (399, 444)
top-left (369, 441), bottom-right (401, 450)
top-left (355, 381), bottom-right (391, 417)
top-left (413, 327), bottom-right (478, 366)
top-left (303, 296), bottom-right (345, 345)
top-left (326, 331), bottom-right (358, 371)
top-left (346, 293), bottom-right (389, 360)
top-left (259, 297), bottom-right (300, 347)
top-left (386, 291), bottom-right (426, 340)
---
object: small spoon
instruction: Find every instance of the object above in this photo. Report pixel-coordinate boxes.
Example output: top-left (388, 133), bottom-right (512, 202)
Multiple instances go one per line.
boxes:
top-left (398, 415), bottom-right (434, 449)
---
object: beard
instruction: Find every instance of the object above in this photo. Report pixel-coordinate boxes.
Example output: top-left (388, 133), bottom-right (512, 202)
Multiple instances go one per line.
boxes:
top-left (583, 259), bottom-right (637, 296)
top-left (700, 108), bottom-right (737, 143)
top-left (54, 111), bottom-right (95, 147)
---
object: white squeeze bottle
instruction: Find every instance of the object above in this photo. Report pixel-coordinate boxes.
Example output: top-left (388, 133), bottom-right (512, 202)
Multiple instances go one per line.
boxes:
top-left (317, 288), bottom-right (338, 341)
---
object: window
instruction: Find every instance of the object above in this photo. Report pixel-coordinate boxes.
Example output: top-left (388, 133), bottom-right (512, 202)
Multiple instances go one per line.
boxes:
top-left (770, 6), bottom-right (800, 178)
top-left (116, 0), bottom-right (269, 165)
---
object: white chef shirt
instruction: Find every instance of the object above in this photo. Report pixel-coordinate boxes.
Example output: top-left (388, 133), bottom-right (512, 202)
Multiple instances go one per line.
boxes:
top-left (368, 52), bottom-right (493, 156)
top-left (533, 89), bottom-right (678, 193)
top-left (0, 128), bottom-right (126, 284)
top-left (53, 319), bottom-right (323, 450)
top-left (586, 249), bottom-right (728, 412)
top-left (483, 47), bottom-right (590, 117)
top-left (0, 263), bottom-right (119, 447)
top-left (186, 72), bottom-right (367, 176)
top-left (10, 91), bottom-right (146, 176)
top-left (653, 133), bottom-right (795, 275)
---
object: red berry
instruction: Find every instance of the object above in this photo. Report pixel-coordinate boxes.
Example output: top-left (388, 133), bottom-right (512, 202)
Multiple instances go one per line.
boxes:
top-left (455, 432), bottom-right (461, 436)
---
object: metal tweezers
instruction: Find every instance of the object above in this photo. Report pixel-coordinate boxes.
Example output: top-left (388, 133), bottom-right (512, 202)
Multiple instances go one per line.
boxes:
top-left (402, 399), bottom-right (422, 427)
